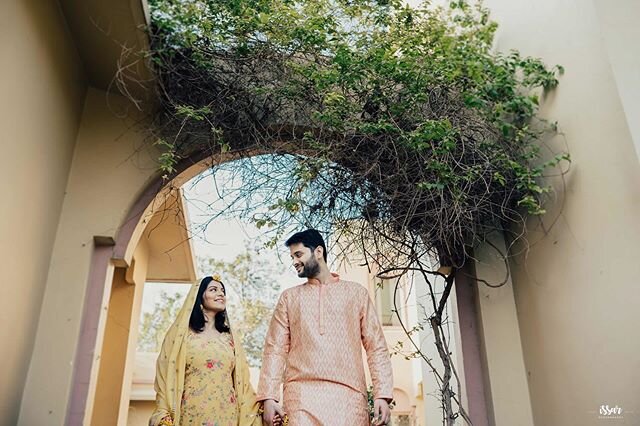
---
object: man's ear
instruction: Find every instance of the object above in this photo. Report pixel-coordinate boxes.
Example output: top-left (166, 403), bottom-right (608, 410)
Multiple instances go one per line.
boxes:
top-left (314, 246), bottom-right (324, 261)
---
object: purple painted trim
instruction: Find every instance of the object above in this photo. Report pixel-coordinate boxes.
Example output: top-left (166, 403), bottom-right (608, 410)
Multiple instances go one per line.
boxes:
top-left (66, 149), bottom-right (215, 423)
top-left (112, 179), bottom-right (163, 262)
top-left (455, 264), bottom-right (492, 426)
top-left (66, 243), bottom-right (113, 426)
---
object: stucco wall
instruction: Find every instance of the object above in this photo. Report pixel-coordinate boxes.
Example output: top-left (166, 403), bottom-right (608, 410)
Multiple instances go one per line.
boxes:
top-left (18, 88), bottom-right (158, 425)
top-left (10, 1), bottom-right (640, 424)
top-left (483, 0), bottom-right (640, 424)
top-left (127, 401), bottom-right (156, 426)
top-left (0, 1), bottom-right (86, 424)
top-left (594, 0), bottom-right (640, 163)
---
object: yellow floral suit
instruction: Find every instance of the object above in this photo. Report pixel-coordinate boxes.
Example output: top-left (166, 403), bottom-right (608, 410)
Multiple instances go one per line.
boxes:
top-left (150, 281), bottom-right (261, 426)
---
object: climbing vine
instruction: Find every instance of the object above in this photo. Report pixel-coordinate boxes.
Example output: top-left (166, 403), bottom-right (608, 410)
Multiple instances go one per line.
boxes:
top-left (126, 0), bottom-right (570, 422)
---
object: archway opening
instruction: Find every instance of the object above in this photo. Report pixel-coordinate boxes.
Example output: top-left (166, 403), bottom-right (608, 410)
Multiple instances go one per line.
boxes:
top-left (84, 152), bottom-right (466, 426)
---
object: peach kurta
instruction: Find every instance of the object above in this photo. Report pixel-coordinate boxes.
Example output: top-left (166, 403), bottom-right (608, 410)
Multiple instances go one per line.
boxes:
top-left (257, 274), bottom-right (393, 425)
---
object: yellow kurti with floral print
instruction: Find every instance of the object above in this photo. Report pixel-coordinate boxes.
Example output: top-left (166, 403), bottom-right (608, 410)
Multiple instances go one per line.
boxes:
top-left (180, 331), bottom-right (238, 426)
top-left (149, 279), bottom-right (261, 426)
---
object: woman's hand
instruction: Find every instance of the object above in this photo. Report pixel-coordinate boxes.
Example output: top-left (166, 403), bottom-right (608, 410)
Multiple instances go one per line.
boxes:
top-left (272, 413), bottom-right (285, 426)
top-left (157, 414), bottom-right (174, 426)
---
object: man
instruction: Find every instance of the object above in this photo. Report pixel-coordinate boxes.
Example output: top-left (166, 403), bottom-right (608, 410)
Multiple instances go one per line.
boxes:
top-left (257, 229), bottom-right (393, 426)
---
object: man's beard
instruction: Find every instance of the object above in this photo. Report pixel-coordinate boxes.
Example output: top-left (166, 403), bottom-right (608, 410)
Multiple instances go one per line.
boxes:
top-left (298, 257), bottom-right (320, 278)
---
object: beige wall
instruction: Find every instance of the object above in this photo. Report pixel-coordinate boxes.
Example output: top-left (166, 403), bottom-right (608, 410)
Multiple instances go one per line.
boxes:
top-left (595, 0), bottom-right (640, 163)
top-left (483, 0), bottom-right (640, 424)
top-left (18, 88), bottom-right (159, 425)
top-left (474, 234), bottom-right (534, 426)
top-left (0, 1), bottom-right (86, 424)
top-left (10, 1), bottom-right (640, 425)
top-left (127, 401), bottom-right (155, 426)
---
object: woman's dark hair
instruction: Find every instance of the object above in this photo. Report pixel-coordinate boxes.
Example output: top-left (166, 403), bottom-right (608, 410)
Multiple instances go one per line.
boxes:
top-left (189, 276), bottom-right (230, 333)
top-left (285, 229), bottom-right (327, 262)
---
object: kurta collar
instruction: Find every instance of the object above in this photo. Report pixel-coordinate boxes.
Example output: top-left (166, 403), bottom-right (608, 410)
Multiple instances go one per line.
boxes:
top-left (306, 272), bottom-right (340, 285)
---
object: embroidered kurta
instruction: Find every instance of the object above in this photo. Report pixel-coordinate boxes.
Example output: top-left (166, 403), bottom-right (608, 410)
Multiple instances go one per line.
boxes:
top-left (180, 331), bottom-right (238, 426)
top-left (257, 274), bottom-right (393, 425)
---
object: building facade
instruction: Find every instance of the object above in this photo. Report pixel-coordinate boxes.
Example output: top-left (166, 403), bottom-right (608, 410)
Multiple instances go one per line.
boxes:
top-left (2, 0), bottom-right (640, 425)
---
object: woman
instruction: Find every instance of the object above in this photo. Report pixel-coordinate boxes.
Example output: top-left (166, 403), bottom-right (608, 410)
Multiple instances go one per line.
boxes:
top-left (149, 275), bottom-right (262, 426)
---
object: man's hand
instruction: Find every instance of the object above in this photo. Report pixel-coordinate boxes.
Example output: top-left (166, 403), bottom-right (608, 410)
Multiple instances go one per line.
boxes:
top-left (262, 399), bottom-right (285, 426)
top-left (373, 398), bottom-right (391, 426)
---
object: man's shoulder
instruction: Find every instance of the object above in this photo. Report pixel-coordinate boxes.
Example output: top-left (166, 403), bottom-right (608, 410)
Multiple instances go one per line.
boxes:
top-left (279, 283), bottom-right (307, 298)
top-left (338, 279), bottom-right (369, 295)
top-left (339, 279), bottom-right (362, 287)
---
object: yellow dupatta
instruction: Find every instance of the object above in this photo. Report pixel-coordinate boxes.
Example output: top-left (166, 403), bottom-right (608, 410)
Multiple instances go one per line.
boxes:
top-left (149, 280), bottom-right (262, 426)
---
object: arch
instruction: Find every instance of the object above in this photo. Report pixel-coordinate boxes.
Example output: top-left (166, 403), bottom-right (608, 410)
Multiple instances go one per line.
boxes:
top-left (392, 387), bottom-right (413, 413)
top-left (67, 146), bottom-right (490, 425)
top-left (67, 147), bottom-right (273, 423)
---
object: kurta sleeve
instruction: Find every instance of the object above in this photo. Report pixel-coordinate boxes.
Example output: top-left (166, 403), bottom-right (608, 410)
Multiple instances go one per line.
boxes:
top-left (360, 291), bottom-right (394, 401)
top-left (257, 291), bottom-right (290, 402)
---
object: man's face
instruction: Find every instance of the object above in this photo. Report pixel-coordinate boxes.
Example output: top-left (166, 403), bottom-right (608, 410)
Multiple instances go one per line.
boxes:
top-left (289, 242), bottom-right (320, 278)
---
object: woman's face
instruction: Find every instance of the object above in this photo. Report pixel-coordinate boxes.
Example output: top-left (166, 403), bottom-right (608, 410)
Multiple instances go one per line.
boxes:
top-left (202, 280), bottom-right (226, 313)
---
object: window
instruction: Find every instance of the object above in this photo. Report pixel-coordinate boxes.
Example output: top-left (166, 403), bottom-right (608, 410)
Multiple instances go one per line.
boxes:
top-left (391, 414), bottom-right (412, 426)
top-left (376, 278), bottom-right (402, 327)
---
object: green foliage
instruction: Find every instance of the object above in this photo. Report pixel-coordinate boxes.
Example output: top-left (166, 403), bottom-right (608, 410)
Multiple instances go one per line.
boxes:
top-left (136, 250), bottom-right (282, 366)
top-left (143, 0), bottom-right (569, 265)
top-left (199, 250), bottom-right (283, 367)
top-left (155, 139), bottom-right (178, 179)
top-left (138, 290), bottom-right (185, 352)
top-left (135, 4), bottom-right (571, 419)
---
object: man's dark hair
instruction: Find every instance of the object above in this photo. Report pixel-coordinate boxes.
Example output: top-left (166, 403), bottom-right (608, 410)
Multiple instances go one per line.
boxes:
top-left (285, 229), bottom-right (327, 262)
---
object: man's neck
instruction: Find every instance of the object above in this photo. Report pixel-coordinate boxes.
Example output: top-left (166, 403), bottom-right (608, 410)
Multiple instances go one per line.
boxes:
top-left (312, 266), bottom-right (333, 284)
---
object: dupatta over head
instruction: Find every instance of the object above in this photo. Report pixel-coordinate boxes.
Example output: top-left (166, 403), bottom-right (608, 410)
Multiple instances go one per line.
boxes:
top-left (149, 277), bottom-right (262, 426)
